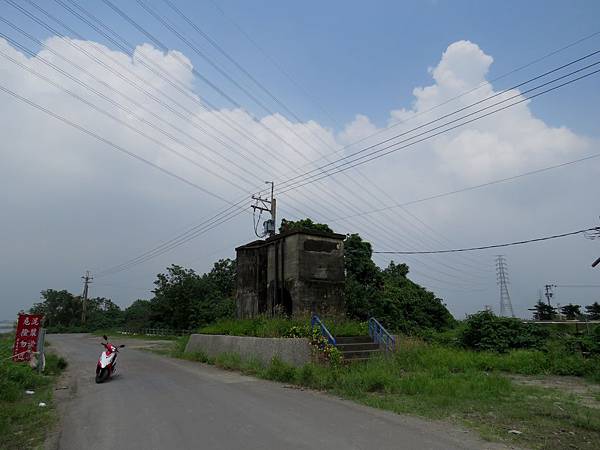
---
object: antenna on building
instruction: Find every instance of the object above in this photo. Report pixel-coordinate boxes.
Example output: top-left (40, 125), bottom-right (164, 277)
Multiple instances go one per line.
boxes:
top-left (495, 255), bottom-right (515, 317)
top-left (251, 182), bottom-right (276, 238)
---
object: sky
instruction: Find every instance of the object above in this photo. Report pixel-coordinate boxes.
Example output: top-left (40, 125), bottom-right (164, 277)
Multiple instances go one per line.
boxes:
top-left (1, 0), bottom-right (599, 321)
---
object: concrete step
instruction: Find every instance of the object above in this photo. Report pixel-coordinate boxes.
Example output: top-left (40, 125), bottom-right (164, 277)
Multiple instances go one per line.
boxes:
top-left (336, 342), bottom-right (380, 352)
top-left (340, 349), bottom-right (381, 360)
top-left (335, 335), bottom-right (373, 345)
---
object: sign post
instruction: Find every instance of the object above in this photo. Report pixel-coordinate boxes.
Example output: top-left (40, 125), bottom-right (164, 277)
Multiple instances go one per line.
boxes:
top-left (12, 314), bottom-right (44, 363)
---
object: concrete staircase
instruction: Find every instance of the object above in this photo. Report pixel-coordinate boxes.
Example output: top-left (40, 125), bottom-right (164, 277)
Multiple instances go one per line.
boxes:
top-left (335, 336), bottom-right (381, 362)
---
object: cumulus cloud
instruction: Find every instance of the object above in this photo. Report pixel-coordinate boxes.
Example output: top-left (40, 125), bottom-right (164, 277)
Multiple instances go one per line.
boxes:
top-left (1, 36), bottom-right (597, 320)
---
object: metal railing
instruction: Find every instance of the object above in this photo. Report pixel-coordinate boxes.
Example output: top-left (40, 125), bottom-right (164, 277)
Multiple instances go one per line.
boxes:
top-left (368, 318), bottom-right (395, 352)
top-left (118, 328), bottom-right (192, 337)
top-left (311, 315), bottom-right (336, 346)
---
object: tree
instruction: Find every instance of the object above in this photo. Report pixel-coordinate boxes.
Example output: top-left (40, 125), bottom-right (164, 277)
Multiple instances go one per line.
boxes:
top-left (378, 261), bottom-right (454, 332)
top-left (123, 299), bottom-right (153, 330)
top-left (30, 289), bottom-right (81, 328)
top-left (344, 233), bottom-right (382, 287)
top-left (279, 218), bottom-right (333, 234)
top-left (206, 259), bottom-right (236, 299)
top-left (150, 264), bottom-right (235, 330)
top-left (461, 310), bottom-right (549, 353)
top-left (531, 300), bottom-right (556, 321)
top-left (585, 302), bottom-right (600, 320)
top-left (86, 298), bottom-right (124, 329)
top-left (561, 303), bottom-right (581, 320)
top-left (343, 239), bottom-right (454, 332)
top-left (30, 290), bottom-right (123, 330)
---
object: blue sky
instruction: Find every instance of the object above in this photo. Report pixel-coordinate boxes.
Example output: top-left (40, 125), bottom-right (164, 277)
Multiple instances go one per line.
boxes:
top-left (4, 0), bottom-right (600, 133)
top-left (1, 0), bottom-right (599, 319)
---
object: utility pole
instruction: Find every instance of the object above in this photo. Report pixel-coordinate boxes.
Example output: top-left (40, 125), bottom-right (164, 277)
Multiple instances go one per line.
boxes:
top-left (544, 284), bottom-right (556, 306)
top-left (495, 255), bottom-right (515, 317)
top-left (251, 181), bottom-right (276, 238)
top-left (584, 223), bottom-right (600, 267)
top-left (81, 271), bottom-right (93, 324)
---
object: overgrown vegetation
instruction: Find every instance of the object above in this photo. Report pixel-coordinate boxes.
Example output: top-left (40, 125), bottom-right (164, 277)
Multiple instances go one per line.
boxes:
top-left (0, 334), bottom-right (67, 450)
top-left (198, 316), bottom-right (367, 338)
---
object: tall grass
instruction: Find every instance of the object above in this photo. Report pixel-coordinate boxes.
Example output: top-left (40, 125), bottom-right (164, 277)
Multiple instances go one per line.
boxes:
top-left (0, 335), bottom-right (67, 449)
top-left (193, 338), bottom-right (600, 449)
top-left (198, 317), bottom-right (367, 338)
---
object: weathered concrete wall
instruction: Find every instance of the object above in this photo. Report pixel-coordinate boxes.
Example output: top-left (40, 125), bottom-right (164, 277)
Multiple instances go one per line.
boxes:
top-left (236, 244), bottom-right (268, 318)
top-left (236, 229), bottom-right (346, 318)
top-left (185, 334), bottom-right (311, 367)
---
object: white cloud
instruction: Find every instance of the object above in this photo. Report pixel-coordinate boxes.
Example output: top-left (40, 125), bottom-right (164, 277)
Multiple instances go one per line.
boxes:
top-left (0, 36), bottom-right (597, 320)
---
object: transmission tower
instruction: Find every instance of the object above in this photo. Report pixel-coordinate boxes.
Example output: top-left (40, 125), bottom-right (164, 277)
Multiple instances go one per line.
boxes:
top-left (495, 255), bottom-right (515, 317)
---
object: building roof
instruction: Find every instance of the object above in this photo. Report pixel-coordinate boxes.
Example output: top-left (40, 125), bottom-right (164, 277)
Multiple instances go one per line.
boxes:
top-left (236, 228), bottom-right (345, 251)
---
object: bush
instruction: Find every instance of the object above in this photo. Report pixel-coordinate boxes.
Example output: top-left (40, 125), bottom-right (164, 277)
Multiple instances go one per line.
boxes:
top-left (198, 317), bottom-right (366, 338)
top-left (264, 357), bottom-right (296, 383)
top-left (460, 311), bottom-right (549, 352)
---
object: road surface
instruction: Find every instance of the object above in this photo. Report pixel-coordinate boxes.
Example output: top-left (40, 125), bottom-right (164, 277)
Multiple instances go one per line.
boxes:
top-left (48, 334), bottom-right (506, 450)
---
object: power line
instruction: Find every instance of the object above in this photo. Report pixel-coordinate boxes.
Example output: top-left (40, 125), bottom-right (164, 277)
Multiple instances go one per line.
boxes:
top-left (211, 0), bottom-right (600, 168)
top-left (556, 285), bottom-right (600, 288)
top-left (92, 59), bottom-right (599, 275)
top-left (114, 0), bottom-right (469, 279)
top-left (374, 226), bottom-right (599, 254)
top-left (0, 84), bottom-right (240, 203)
top-left (274, 57), bottom-right (600, 194)
top-left (326, 150), bottom-right (600, 223)
top-left (10, 0), bottom-right (596, 282)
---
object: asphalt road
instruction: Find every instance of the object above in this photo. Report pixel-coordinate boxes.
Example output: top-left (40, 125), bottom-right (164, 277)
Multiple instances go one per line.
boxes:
top-left (48, 334), bottom-right (506, 450)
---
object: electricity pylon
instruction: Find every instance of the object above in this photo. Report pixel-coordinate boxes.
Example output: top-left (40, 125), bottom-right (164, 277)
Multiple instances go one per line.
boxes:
top-left (495, 255), bottom-right (515, 317)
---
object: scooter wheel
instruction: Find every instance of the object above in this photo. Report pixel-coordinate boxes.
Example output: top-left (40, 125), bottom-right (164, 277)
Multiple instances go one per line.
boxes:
top-left (95, 368), bottom-right (109, 383)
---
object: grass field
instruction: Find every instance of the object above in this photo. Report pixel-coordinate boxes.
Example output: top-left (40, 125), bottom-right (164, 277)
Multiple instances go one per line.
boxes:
top-left (0, 334), bottom-right (67, 450)
top-left (198, 316), bottom-right (368, 338)
top-left (165, 335), bottom-right (600, 450)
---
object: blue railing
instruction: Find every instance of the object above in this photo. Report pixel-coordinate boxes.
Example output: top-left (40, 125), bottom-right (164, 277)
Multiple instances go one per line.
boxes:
top-left (368, 318), bottom-right (396, 352)
top-left (311, 315), bottom-right (336, 346)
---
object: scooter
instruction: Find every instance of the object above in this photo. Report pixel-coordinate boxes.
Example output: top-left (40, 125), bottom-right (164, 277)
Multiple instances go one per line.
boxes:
top-left (96, 335), bottom-right (125, 384)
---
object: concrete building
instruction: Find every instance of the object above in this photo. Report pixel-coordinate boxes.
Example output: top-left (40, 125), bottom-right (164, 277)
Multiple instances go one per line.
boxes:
top-left (236, 229), bottom-right (346, 318)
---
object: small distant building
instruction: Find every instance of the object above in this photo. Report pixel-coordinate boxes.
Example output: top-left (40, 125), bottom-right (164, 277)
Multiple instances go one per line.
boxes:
top-left (236, 229), bottom-right (346, 318)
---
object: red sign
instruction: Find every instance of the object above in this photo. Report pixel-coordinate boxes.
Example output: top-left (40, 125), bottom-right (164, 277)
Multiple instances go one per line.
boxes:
top-left (12, 314), bottom-right (44, 362)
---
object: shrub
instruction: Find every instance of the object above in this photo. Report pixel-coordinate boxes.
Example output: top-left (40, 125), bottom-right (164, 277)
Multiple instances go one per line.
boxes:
top-left (264, 357), bottom-right (296, 383)
top-left (460, 310), bottom-right (549, 352)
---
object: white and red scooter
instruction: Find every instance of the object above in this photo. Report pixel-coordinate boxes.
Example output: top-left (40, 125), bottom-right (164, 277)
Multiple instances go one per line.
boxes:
top-left (96, 335), bottom-right (125, 384)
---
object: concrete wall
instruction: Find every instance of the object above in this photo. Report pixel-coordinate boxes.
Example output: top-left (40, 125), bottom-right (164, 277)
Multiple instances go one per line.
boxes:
top-left (185, 334), bottom-right (311, 367)
top-left (236, 229), bottom-right (346, 319)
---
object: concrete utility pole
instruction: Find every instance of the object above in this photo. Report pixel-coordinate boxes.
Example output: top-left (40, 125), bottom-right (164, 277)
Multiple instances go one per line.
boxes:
top-left (495, 255), bottom-right (515, 317)
top-left (81, 271), bottom-right (93, 324)
top-left (251, 181), bottom-right (276, 238)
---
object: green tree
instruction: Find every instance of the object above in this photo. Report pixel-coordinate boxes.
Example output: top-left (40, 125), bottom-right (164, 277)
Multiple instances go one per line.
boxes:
top-left (206, 259), bottom-right (236, 299)
top-left (378, 261), bottom-right (454, 332)
top-left (561, 303), bottom-right (581, 320)
top-left (531, 300), bottom-right (556, 321)
top-left (461, 310), bottom-right (549, 352)
top-left (344, 233), bottom-right (382, 287)
top-left (30, 289), bottom-right (81, 328)
top-left (150, 264), bottom-right (235, 330)
top-left (585, 302), bottom-right (600, 320)
top-left (86, 298), bottom-right (124, 329)
top-left (123, 299), bottom-right (153, 330)
top-left (279, 218), bottom-right (333, 234)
